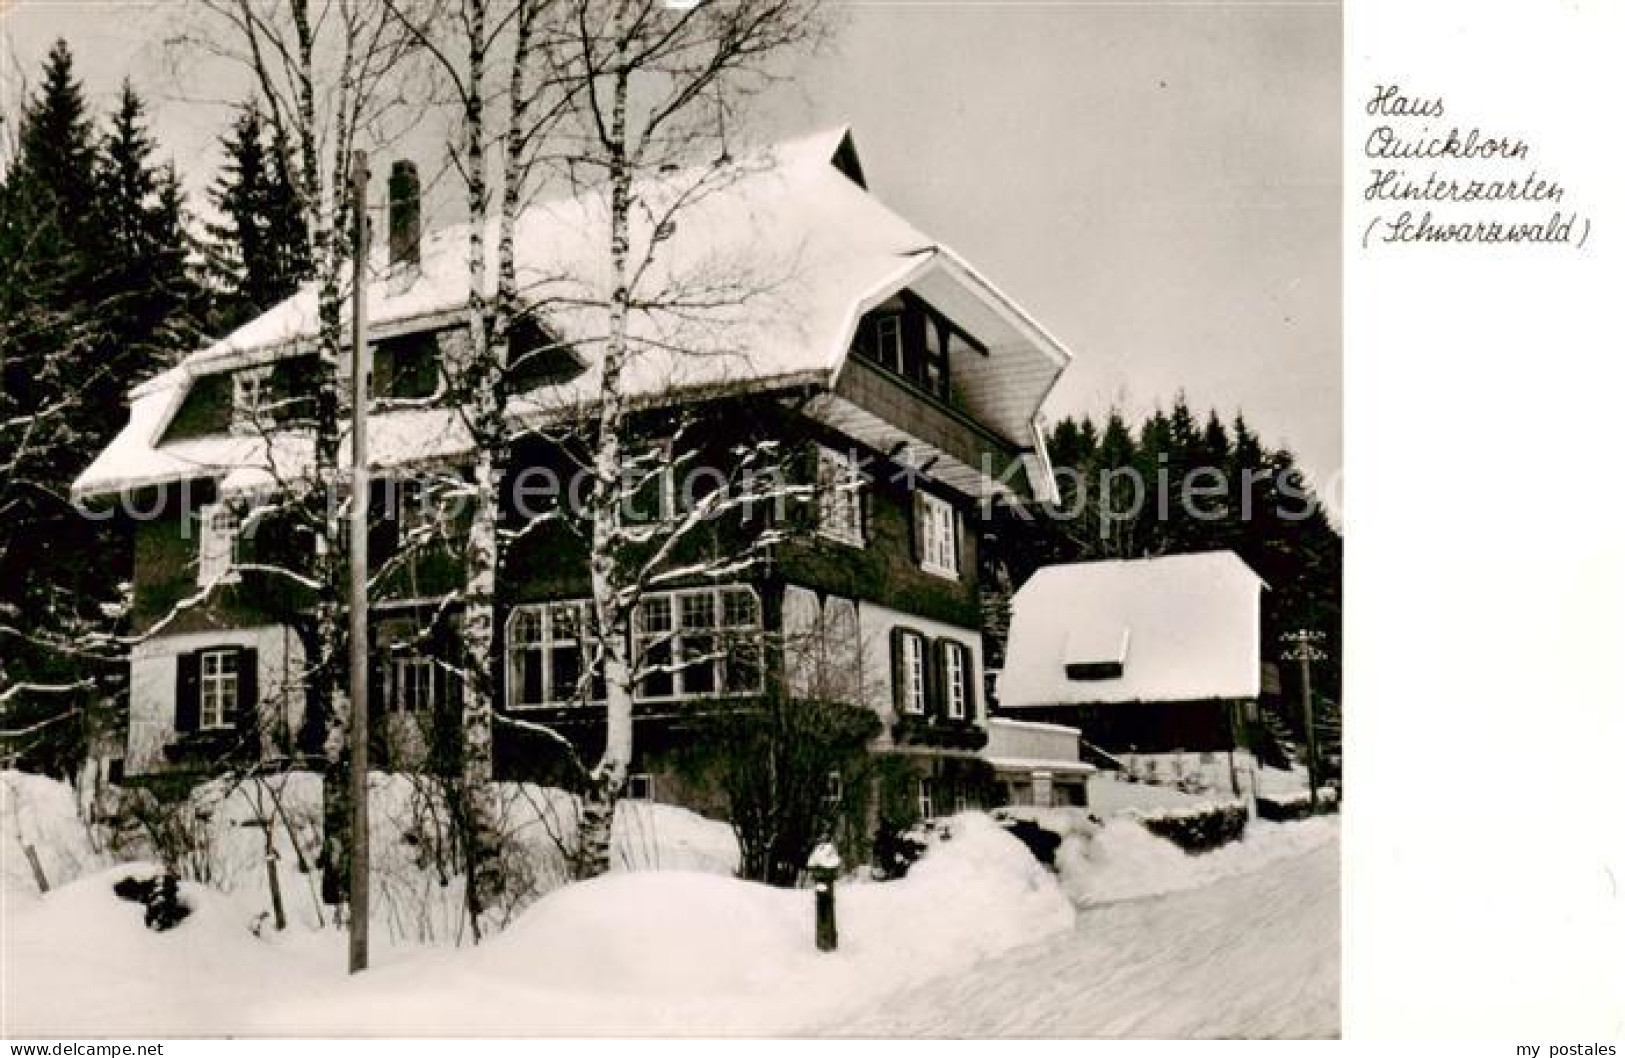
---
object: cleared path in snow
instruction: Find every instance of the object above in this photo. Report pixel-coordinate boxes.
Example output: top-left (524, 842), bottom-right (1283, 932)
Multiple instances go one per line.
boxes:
top-left (820, 838), bottom-right (1340, 1039)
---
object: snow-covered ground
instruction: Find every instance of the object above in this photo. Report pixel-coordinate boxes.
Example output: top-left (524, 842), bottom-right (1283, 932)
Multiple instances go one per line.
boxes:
top-left (4, 801), bottom-right (1076, 1036)
top-left (824, 835), bottom-right (1341, 1038)
top-left (3, 768), bottom-right (1338, 1037)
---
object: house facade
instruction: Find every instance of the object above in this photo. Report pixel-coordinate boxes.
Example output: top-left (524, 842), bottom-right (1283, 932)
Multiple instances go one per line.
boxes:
top-left (71, 128), bottom-right (1074, 848)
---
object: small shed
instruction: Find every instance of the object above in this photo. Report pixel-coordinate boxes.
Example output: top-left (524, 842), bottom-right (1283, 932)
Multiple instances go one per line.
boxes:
top-left (996, 551), bottom-right (1265, 755)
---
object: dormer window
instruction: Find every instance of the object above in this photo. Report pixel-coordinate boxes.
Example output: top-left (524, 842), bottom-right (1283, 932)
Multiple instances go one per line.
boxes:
top-left (852, 292), bottom-right (984, 405)
top-left (231, 367), bottom-right (273, 434)
top-left (371, 331), bottom-right (441, 402)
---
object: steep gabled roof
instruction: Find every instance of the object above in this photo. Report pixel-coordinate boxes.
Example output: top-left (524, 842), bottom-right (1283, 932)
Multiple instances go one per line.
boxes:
top-left (997, 551), bottom-right (1265, 708)
top-left (73, 127), bottom-right (1071, 500)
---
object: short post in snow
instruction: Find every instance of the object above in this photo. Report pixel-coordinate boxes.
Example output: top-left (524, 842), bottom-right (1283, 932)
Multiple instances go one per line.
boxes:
top-left (807, 841), bottom-right (841, 953)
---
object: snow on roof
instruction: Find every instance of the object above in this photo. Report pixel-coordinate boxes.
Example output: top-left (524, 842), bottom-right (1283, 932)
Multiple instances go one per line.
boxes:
top-left (997, 551), bottom-right (1264, 708)
top-left (73, 127), bottom-right (1071, 499)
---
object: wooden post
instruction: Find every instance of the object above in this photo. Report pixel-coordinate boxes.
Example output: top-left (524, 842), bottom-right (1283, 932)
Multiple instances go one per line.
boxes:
top-left (348, 149), bottom-right (371, 974)
top-left (1300, 649), bottom-right (1319, 812)
top-left (23, 843), bottom-right (49, 893)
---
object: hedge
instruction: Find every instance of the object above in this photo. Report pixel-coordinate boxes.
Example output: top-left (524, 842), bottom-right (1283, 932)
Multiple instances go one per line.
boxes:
top-left (1256, 787), bottom-right (1340, 822)
top-left (1138, 801), bottom-right (1249, 853)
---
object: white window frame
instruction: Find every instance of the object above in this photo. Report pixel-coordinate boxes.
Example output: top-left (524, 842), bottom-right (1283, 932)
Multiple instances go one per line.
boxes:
top-left (825, 770), bottom-right (843, 804)
top-left (633, 585), bottom-right (763, 702)
top-left (816, 445), bottom-right (865, 548)
top-left (199, 649), bottom-right (239, 731)
top-left (917, 492), bottom-right (959, 579)
top-left (230, 366), bottom-right (273, 434)
top-left (900, 631), bottom-right (927, 715)
top-left (626, 773), bottom-right (653, 801)
top-left (198, 503), bottom-right (242, 586)
top-left (391, 654), bottom-right (435, 714)
top-left (507, 600), bottom-right (597, 708)
top-left (944, 641), bottom-right (968, 720)
top-left (917, 778), bottom-right (934, 820)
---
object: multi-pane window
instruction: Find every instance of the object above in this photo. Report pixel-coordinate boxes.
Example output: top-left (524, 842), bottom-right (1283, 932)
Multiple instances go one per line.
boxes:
top-left (853, 296), bottom-right (984, 404)
top-left (199, 649), bottom-right (239, 730)
top-left (917, 492), bottom-right (959, 578)
top-left (391, 655), bottom-right (435, 714)
top-left (231, 367), bottom-right (273, 433)
top-left (899, 631), bottom-right (927, 715)
top-left (944, 641), bottom-right (968, 720)
top-left (816, 446), bottom-right (865, 547)
top-left (634, 586), bottom-right (762, 701)
top-left (509, 601), bottom-right (599, 707)
top-left (917, 778), bottom-right (934, 821)
top-left (198, 503), bottom-right (241, 585)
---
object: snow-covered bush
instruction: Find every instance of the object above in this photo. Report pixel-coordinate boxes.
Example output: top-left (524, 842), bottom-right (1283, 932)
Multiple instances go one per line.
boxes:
top-left (1256, 786), bottom-right (1340, 821)
top-left (1139, 801), bottom-right (1249, 853)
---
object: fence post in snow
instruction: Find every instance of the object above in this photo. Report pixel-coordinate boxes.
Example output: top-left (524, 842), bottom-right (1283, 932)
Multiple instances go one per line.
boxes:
top-left (808, 841), bottom-right (841, 953)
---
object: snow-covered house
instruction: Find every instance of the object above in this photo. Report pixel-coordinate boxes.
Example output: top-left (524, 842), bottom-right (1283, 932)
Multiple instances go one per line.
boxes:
top-left (70, 127), bottom-right (1073, 841)
top-left (995, 551), bottom-right (1265, 759)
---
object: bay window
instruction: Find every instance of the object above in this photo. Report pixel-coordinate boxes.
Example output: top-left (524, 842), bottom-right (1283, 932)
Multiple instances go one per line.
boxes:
top-left (634, 586), bottom-right (762, 702)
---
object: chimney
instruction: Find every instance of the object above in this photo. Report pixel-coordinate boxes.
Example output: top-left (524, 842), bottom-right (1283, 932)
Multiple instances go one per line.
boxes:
top-left (387, 159), bottom-right (421, 294)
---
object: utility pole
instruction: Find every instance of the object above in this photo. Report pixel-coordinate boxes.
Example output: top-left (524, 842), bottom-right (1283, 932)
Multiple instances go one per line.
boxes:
top-left (1281, 630), bottom-right (1327, 811)
top-left (348, 150), bottom-right (371, 974)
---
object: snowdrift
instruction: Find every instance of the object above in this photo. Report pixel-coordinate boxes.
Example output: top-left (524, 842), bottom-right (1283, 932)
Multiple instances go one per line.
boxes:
top-left (3, 863), bottom-right (322, 1037)
top-left (1057, 815), bottom-right (1339, 906)
top-left (247, 814), bottom-right (1075, 1036)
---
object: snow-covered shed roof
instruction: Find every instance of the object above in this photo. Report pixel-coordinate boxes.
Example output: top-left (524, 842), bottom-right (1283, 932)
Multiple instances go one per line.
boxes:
top-left (72, 127), bottom-right (1072, 500)
top-left (996, 551), bottom-right (1264, 708)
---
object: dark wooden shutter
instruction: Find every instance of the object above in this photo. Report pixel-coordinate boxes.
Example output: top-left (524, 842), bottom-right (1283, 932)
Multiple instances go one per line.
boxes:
top-left (928, 639), bottom-right (948, 720)
top-left (961, 643), bottom-right (979, 722)
top-left (907, 490), bottom-right (923, 564)
top-left (235, 648), bottom-right (259, 755)
top-left (175, 651), bottom-right (201, 734)
top-left (951, 504), bottom-right (964, 578)
top-left (889, 627), bottom-right (909, 714)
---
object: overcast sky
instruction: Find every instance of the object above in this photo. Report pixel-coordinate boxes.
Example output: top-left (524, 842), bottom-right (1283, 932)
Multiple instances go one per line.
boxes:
top-left (2, 0), bottom-right (1340, 498)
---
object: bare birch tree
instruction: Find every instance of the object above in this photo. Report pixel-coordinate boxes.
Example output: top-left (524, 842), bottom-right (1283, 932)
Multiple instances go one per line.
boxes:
top-left (166, 0), bottom-right (424, 911)
top-left (528, 0), bottom-right (828, 877)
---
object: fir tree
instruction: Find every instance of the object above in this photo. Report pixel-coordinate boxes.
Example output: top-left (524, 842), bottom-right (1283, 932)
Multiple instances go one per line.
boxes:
top-left (205, 102), bottom-right (310, 332)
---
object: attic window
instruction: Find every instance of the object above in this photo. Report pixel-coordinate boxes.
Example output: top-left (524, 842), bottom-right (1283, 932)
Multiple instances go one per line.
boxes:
top-left (1065, 660), bottom-right (1124, 681)
top-left (1064, 626), bottom-right (1130, 681)
top-left (372, 332), bottom-right (441, 402)
top-left (852, 293), bottom-right (983, 404)
top-left (508, 317), bottom-right (585, 392)
top-left (231, 367), bottom-right (273, 433)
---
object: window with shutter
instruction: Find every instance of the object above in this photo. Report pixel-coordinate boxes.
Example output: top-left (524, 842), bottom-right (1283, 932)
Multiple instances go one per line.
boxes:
top-left (892, 630), bottom-right (927, 715)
